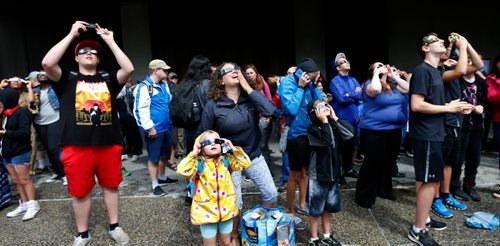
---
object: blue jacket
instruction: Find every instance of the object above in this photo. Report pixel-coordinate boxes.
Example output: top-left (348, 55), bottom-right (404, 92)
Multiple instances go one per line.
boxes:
top-left (330, 74), bottom-right (362, 125)
top-left (278, 74), bottom-right (323, 139)
top-left (46, 85), bottom-right (60, 110)
top-left (33, 85), bottom-right (60, 110)
top-left (133, 76), bottom-right (172, 133)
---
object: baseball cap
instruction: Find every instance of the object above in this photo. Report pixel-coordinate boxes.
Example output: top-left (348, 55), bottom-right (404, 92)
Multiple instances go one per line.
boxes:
top-left (74, 40), bottom-right (103, 56)
top-left (168, 72), bottom-right (178, 79)
top-left (25, 71), bottom-right (39, 81)
top-left (149, 59), bottom-right (171, 70)
top-left (333, 52), bottom-right (346, 67)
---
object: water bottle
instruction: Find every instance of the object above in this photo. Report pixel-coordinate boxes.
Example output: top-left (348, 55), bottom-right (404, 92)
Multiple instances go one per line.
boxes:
top-left (192, 102), bottom-right (200, 122)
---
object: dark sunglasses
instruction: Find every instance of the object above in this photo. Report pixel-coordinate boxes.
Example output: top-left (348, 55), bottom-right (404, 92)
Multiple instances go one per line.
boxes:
top-left (337, 59), bottom-right (348, 66)
top-left (375, 63), bottom-right (385, 69)
top-left (220, 66), bottom-right (241, 76)
top-left (200, 138), bottom-right (224, 148)
top-left (77, 48), bottom-right (99, 55)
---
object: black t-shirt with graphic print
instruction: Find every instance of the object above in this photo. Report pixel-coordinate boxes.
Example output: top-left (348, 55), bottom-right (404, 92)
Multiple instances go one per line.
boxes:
top-left (52, 69), bottom-right (124, 145)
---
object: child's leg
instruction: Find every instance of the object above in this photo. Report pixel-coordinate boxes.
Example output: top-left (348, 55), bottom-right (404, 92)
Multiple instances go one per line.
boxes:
top-left (321, 211), bottom-right (331, 234)
top-left (218, 219), bottom-right (233, 246)
top-left (202, 237), bottom-right (216, 246)
top-left (200, 223), bottom-right (217, 246)
top-left (310, 216), bottom-right (319, 239)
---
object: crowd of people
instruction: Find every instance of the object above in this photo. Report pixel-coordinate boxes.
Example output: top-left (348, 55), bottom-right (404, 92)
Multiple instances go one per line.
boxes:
top-left (0, 20), bottom-right (499, 246)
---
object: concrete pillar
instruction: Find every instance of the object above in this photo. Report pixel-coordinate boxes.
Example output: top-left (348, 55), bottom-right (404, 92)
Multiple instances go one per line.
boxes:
top-left (293, 0), bottom-right (326, 75)
top-left (120, 1), bottom-right (152, 82)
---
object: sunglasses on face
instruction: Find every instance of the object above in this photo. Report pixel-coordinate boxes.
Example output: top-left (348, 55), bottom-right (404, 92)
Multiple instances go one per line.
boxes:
top-left (220, 66), bottom-right (241, 76)
top-left (375, 63), bottom-right (385, 69)
top-left (200, 138), bottom-right (224, 148)
top-left (77, 48), bottom-right (99, 55)
top-left (423, 37), bottom-right (440, 46)
top-left (311, 103), bottom-right (327, 113)
top-left (337, 60), bottom-right (348, 66)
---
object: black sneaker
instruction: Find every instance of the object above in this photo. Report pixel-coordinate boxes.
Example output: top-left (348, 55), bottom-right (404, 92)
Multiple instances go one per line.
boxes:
top-left (407, 228), bottom-right (439, 246)
top-left (153, 186), bottom-right (166, 196)
top-left (320, 235), bottom-right (341, 246)
top-left (308, 238), bottom-right (320, 246)
top-left (464, 187), bottom-right (481, 202)
top-left (158, 177), bottom-right (179, 186)
top-left (452, 189), bottom-right (471, 201)
top-left (426, 218), bottom-right (447, 231)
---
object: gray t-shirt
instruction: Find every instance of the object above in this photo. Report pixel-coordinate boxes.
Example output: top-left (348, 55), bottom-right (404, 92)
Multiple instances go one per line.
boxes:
top-left (34, 88), bottom-right (60, 125)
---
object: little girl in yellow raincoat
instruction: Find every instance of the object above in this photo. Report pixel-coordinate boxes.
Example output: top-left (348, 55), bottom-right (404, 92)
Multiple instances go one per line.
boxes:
top-left (177, 130), bottom-right (251, 245)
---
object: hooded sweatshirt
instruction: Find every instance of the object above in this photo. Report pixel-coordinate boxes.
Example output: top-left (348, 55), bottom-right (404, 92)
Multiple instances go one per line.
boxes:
top-left (0, 88), bottom-right (32, 158)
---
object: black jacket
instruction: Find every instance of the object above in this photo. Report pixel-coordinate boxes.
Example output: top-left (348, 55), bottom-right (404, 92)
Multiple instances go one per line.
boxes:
top-left (199, 90), bottom-right (275, 159)
top-left (307, 119), bottom-right (354, 182)
top-left (1, 88), bottom-right (32, 158)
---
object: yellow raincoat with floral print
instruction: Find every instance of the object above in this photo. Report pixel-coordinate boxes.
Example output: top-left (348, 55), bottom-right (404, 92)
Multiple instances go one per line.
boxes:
top-left (177, 147), bottom-right (251, 225)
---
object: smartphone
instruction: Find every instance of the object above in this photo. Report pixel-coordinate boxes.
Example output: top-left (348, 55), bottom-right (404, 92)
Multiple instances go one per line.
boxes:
top-left (295, 68), bottom-right (304, 78)
top-left (85, 23), bottom-right (97, 29)
top-left (221, 143), bottom-right (232, 155)
top-left (295, 69), bottom-right (310, 82)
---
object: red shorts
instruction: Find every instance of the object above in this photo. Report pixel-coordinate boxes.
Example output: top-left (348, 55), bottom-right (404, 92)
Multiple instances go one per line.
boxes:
top-left (61, 144), bottom-right (123, 197)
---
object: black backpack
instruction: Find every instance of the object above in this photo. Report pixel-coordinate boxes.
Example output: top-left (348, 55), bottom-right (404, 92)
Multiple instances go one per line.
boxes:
top-left (169, 81), bottom-right (201, 128)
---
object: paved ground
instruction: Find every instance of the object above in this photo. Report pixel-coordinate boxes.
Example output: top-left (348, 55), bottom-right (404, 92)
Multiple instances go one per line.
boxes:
top-left (0, 138), bottom-right (499, 245)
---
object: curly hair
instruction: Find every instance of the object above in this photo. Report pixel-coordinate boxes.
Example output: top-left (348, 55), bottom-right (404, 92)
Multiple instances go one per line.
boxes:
top-left (206, 62), bottom-right (257, 101)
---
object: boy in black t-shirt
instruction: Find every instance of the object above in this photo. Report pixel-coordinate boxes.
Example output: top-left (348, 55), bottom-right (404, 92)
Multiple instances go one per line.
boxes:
top-left (42, 21), bottom-right (134, 245)
top-left (407, 32), bottom-right (472, 246)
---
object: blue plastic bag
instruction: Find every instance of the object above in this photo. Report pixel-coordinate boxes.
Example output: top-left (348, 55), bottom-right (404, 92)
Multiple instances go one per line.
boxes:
top-left (465, 211), bottom-right (499, 230)
top-left (240, 205), bottom-right (285, 246)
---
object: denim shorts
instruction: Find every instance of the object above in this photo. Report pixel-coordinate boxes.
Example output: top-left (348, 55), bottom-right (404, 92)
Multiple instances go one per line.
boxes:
top-left (145, 131), bottom-right (171, 163)
top-left (306, 179), bottom-right (342, 217)
top-left (232, 155), bottom-right (278, 209)
top-left (3, 150), bottom-right (32, 165)
top-left (199, 219), bottom-right (233, 239)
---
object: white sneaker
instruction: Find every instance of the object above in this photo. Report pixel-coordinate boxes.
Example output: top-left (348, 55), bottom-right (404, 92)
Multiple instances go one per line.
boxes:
top-left (73, 235), bottom-right (91, 246)
top-left (22, 200), bottom-right (41, 221)
top-left (130, 155), bottom-right (138, 162)
top-left (62, 176), bottom-right (68, 186)
top-left (121, 154), bottom-right (128, 161)
top-left (45, 174), bottom-right (60, 183)
top-left (6, 200), bottom-right (26, 218)
top-left (109, 227), bottom-right (130, 245)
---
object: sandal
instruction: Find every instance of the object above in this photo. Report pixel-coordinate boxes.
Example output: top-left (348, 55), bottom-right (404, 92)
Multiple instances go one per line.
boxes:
top-left (167, 160), bottom-right (177, 171)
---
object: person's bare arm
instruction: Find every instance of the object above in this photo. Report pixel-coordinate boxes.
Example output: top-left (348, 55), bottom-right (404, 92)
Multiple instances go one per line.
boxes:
top-left (411, 94), bottom-right (471, 114)
top-left (42, 21), bottom-right (91, 82)
top-left (96, 24), bottom-right (134, 84)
